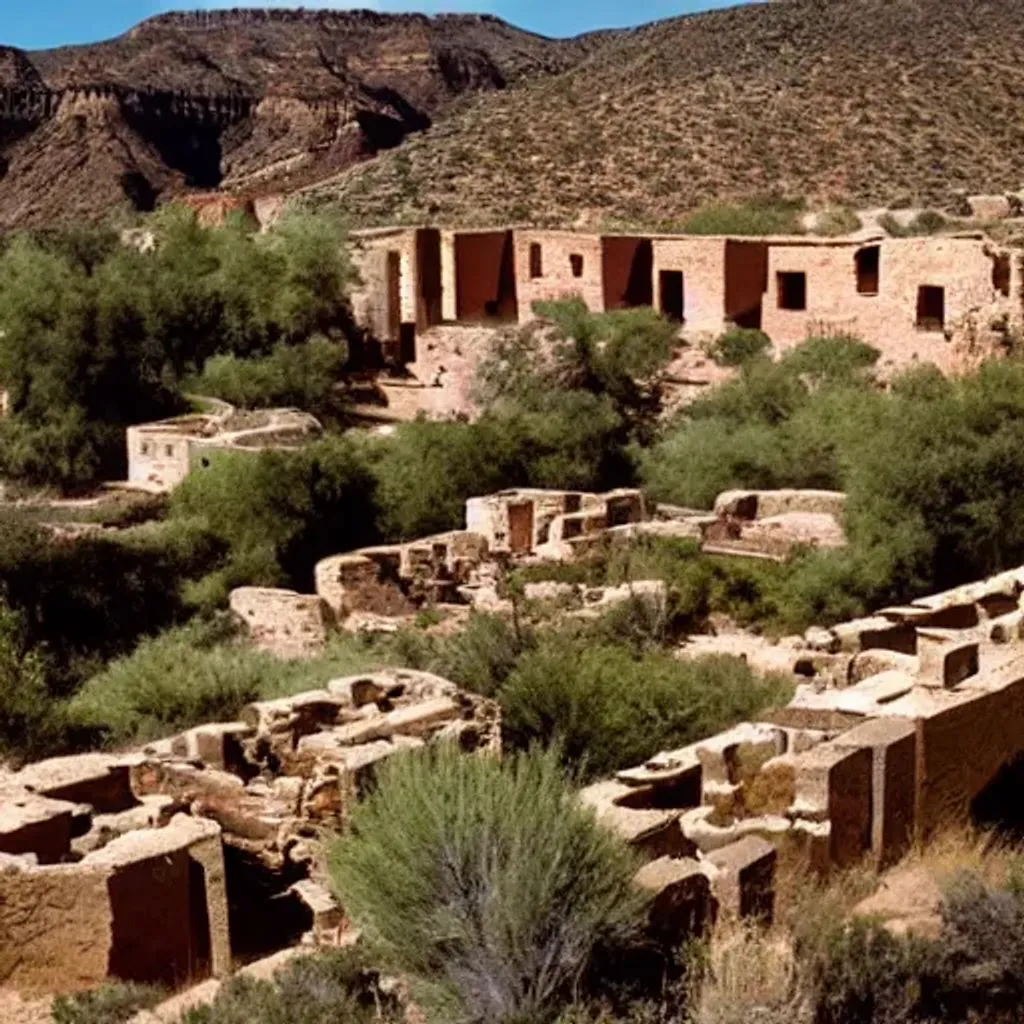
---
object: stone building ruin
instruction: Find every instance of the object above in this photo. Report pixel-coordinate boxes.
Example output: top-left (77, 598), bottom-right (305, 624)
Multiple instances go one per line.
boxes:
top-left (126, 403), bottom-right (322, 492)
top-left (0, 671), bottom-right (499, 997)
top-left (350, 225), bottom-right (1023, 375)
top-left (581, 563), bottom-right (1024, 931)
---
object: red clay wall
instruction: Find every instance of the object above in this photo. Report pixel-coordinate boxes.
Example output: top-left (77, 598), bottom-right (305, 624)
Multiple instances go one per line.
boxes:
top-left (602, 237), bottom-right (653, 310)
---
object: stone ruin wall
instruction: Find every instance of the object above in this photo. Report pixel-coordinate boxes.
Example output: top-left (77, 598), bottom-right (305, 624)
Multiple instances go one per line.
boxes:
top-left (0, 670), bottom-right (500, 997)
top-left (513, 230), bottom-right (605, 322)
top-left (584, 562), bottom-right (1024, 933)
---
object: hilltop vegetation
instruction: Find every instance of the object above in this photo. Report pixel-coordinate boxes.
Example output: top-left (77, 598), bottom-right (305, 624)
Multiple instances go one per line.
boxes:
top-left (313, 0), bottom-right (1024, 227)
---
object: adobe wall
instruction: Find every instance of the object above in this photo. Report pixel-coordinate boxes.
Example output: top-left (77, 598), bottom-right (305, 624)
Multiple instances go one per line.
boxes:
top-left (650, 237), bottom-right (727, 334)
top-left (0, 862), bottom-right (113, 995)
top-left (453, 230), bottom-right (518, 322)
top-left (229, 587), bottom-right (333, 659)
top-left (127, 426), bottom-right (195, 491)
top-left (514, 230), bottom-right (604, 323)
top-left (349, 228), bottom-right (419, 342)
top-left (602, 237), bottom-right (653, 310)
top-left (763, 236), bottom-right (1013, 372)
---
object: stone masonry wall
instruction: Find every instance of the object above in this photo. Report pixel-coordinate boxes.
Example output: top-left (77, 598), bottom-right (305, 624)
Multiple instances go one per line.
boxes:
top-left (515, 230), bottom-right (604, 322)
top-left (650, 237), bottom-right (727, 335)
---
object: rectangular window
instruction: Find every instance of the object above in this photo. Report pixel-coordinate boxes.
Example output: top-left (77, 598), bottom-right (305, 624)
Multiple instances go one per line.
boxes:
top-left (529, 243), bottom-right (543, 279)
top-left (570, 253), bottom-right (584, 278)
top-left (993, 254), bottom-right (1011, 297)
top-left (659, 270), bottom-right (685, 322)
top-left (855, 246), bottom-right (880, 295)
top-left (165, 444), bottom-right (174, 458)
top-left (140, 441), bottom-right (150, 456)
top-left (916, 285), bottom-right (945, 331)
top-left (777, 272), bottom-right (807, 311)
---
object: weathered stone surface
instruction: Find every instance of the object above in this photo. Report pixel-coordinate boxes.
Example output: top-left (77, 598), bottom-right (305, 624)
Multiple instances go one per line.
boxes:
top-left (230, 587), bottom-right (332, 658)
top-left (634, 857), bottom-right (714, 944)
top-left (15, 754), bottom-right (137, 814)
top-left (706, 835), bottom-right (777, 923)
top-left (0, 790), bottom-right (77, 864)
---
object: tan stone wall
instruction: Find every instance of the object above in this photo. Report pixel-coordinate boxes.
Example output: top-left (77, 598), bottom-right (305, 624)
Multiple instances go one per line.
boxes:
top-left (0, 863), bottom-right (113, 995)
top-left (127, 427), bottom-right (194, 491)
top-left (349, 228), bottom-right (419, 341)
top-left (650, 237), bottom-right (727, 334)
top-left (763, 237), bottom-right (1008, 372)
top-left (229, 587), bottom-right (332, 659)
top-left (515, 230), bottom-right (604, 322)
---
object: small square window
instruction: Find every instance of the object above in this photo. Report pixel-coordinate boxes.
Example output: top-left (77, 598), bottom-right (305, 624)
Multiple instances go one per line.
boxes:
top-left (140, 441), bottom-right (150, 456)
top-left (777, 272), bottom-right (807, 311)
top-left (916, 285), bottom-right (945, 331)
top-left (855, 246), bottom-right (880, 295)
top-left (570, 253), bottom-right (584, 278)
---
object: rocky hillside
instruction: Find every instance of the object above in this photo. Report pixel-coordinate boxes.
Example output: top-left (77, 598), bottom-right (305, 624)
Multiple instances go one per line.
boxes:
top-left (0, 9), bottom-right (608, 227)
top-left (312, 0), bottom-right (1024, 227)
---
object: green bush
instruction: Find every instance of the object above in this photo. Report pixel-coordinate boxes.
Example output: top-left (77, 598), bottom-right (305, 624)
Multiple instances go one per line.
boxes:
top-left (801, 918), bottom-right (935, 1024)
top-left (681, 196), bottom-right (806, 236)
top-left (878, 210), bottom-right (948, 237)
top-left (328, 745), bottom-right (647, 1024)
top-left (181, 948), bottom-right (401, 1024)
top-left (499, 638), bottom-right (792, 780)
top-left (704, 328), bottom-right (772, 368)
top-left (65, 624), bottom-right (389, 748)
top-left (190, 336), bottom-right (348, 422)
top-left (51, 982), bottom-right (165, 1024)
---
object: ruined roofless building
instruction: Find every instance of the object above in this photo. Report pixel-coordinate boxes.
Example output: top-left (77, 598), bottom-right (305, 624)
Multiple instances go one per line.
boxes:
top-left (349, 226), bottom-right (1021, 374)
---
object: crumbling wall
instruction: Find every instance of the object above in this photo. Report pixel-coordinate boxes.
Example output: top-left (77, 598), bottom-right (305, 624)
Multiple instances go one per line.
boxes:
top-left (230, 588), bottom-right (333, 658)
top-left (127, 425), bottom-right (196, 491)
top-left (349, 227), bottom-right (419, 341)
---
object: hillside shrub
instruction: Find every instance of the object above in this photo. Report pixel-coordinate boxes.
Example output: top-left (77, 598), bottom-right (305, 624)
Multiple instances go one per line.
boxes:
top-left (65, 623), bottom-right (389, 749)
top-left (328, 745), bottom-right (647, 1024)
top-left (681, 196), bottom-right (806, 236)
top-left (180, 948), bottom-right (402, 1024)
top-left (499, 638), bottom-right (793, 780)
top-left (51, 983), bottom-right (165, 1024)
top-left (704, 328), bottom-right (772, 368)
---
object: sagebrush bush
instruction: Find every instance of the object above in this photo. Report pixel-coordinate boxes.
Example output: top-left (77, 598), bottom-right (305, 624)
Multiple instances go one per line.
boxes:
top-left (51, 982), bottom-right (165, 1024)
top-left (499, 638), bottom-right (793, 780)
top-left (65, 623), bottom-right (389, 748)
top-left (704, 328), bottom-right (772, 368)
top-left (180, 948), bottom-right (401, 1024)
top-left (328, 745), bottom-right (647, 1024)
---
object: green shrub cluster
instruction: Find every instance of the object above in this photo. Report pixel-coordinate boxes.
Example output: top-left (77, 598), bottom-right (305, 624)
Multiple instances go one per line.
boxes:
top-left (703, 327), bottom-right (772, 368)
top-left (680, 196), bottom-right (806, 236)
top-left (0, 208), bottom-right (353, 489)
top-left (328, 745), bottom-right (647, 1024)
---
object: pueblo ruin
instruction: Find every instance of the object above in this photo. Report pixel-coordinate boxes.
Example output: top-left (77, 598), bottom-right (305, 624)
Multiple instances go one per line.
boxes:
top-left (8, 479), bottom-right (1024, 1002)
top-left (348, 225), bottom-right (1022, 378)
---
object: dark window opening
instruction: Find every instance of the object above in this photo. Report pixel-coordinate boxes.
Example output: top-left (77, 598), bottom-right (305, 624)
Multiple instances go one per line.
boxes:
top-left (659, 270), bottom-right (685, 323)
top-left (201, 457), bottom-right (211, 469)
top-left (570, 253), bottom-right (584, 278)
top-left (993, 254), bottom-right (1011, 298)
top-left (777, 272), bottom-right (807, 311)
top-left (529, 243), bottom-right (543, 279)
top-left (855, 246), bottom-right (880, 295)
top-left (164, 444), bottom-right (174, 458)
top-left (916, 285), bottom-right (945, 331)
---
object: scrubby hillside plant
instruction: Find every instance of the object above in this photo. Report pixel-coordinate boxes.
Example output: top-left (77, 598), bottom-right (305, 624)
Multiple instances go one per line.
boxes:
top-left (704, 327), bottom-right (772, 368)
top-left (328, 745), bottom-right (646, 1024)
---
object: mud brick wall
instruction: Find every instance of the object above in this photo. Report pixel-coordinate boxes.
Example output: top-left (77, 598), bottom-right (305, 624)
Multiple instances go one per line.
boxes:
top-left (515, 230), bottom-right (604, 320)
top-left (914, 674), bottom-right (1024, 838)
top-left (650, 237), bottom-right (727, 334)
top-left (0, 864), bottom-right (113, 994)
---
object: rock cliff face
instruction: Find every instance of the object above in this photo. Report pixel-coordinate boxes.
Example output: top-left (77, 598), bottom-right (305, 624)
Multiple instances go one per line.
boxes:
top-left (0, 10), bottom-right (602, 227)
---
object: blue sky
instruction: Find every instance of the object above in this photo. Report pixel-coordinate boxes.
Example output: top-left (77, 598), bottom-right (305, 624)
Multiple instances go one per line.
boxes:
top-left (4, 0), bottom-right (745, 49)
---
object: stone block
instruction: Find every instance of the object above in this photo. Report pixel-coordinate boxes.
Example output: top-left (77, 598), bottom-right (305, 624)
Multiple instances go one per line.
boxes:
top-left (792, 742), bottom-right (873, 868)
top-left (834, 718), bottom-right (916, 869)
top-left (15, 754), bottom-right (137, 815)
top-left (634, 857), bottom-right (714, 945)
top-left (696, 724), bottom-right (783, 789)
top-left (84, 815), bottom-right (230, 987)
top-left (989, 610), bottom-right (1024, 644)
top-left (229, 587), bottom-right (331, 659)
top-left (0, 860), bottom-right (113, 994)
top-left (171, 723), bottom-right (252, 773)
top-left (849, 649), bottom-right (918, 685)
top-left (706, 835), bottom-right (777, 924)
top-left (917, 630), bottom-right (979, 689)
top-left (0, 791), bottom-right (76, 864)
top-left (967, 194), bottom-right (1011, 220)
top-left (743, 755), bottom-right (797, 816)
